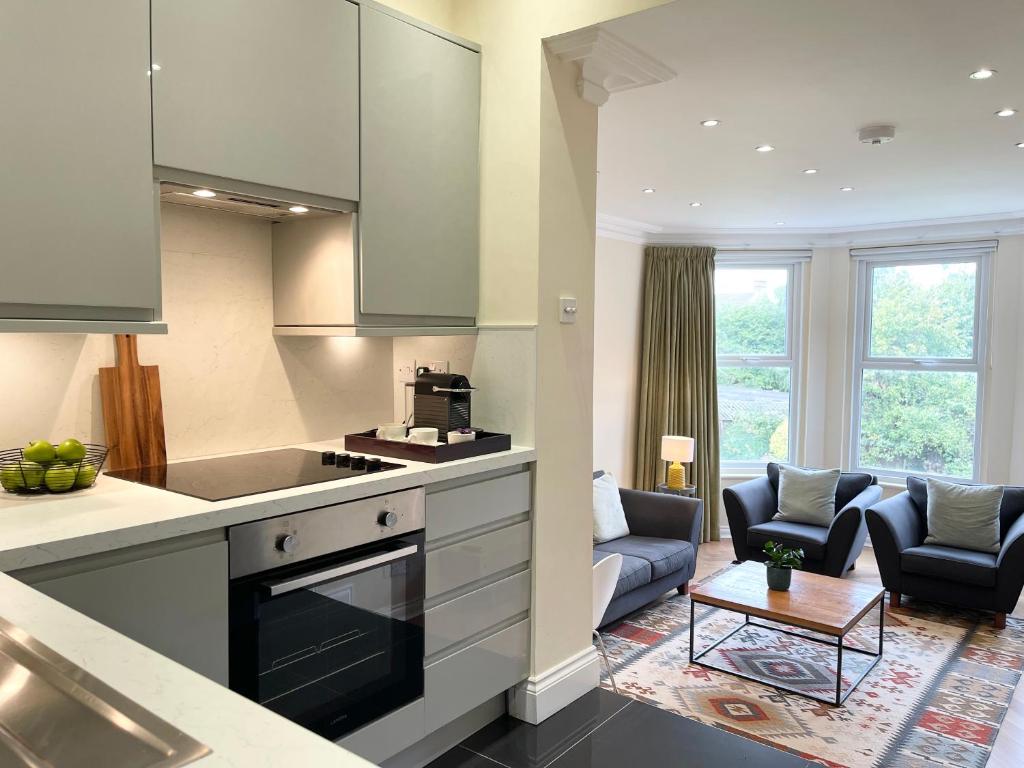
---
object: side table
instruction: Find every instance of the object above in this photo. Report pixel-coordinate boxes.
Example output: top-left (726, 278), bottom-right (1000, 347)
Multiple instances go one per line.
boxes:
top-left (655, 483), bottom-right (696, 498)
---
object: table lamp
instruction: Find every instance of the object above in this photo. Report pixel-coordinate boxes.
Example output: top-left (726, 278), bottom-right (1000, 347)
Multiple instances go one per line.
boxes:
top-left (661, 435), bottom-right (695, 490)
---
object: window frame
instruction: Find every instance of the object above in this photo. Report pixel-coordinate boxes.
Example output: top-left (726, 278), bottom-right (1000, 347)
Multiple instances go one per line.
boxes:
top-left (714, 255), bottom-right (805, 472)
top-left (848, 245), bottom-right (992, 482)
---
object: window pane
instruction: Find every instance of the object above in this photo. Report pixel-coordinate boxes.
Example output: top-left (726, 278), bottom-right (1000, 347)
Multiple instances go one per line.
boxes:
top-left (718, 366), bottom-right (791, 463)
top-left (869, 261), bottom-right (976, 358)
top-left (715, 268), bottom-right (789, 355)
top-left (858, 369), bottom-right (977, 477)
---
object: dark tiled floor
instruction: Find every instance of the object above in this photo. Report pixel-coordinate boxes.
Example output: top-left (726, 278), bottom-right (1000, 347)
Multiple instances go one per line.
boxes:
top-left (427, 689), bottom-right (816, 768)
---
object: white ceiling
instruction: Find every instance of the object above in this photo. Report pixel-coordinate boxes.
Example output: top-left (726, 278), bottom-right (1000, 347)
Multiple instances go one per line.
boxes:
top-left (596, 0), bottom-right (1024, 232)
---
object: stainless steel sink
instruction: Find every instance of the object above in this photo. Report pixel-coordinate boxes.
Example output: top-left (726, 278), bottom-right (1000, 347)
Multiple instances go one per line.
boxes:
top-left (0, 617), bottom-right (210, 767)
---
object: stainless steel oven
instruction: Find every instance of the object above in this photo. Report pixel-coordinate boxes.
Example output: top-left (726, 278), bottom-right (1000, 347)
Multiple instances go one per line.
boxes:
top-left (228, 488), bottom-right (425, 741)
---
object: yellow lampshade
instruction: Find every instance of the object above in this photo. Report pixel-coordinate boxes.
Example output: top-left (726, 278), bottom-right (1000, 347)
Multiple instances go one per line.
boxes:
top-left (661, 436), bottom-right (695, 463)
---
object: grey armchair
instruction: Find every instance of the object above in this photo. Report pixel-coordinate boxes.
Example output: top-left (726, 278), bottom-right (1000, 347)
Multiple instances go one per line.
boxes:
top-left (723, 463), bottom-right (882, 578)
top-left (866, 477), bottom-right (1024, 629)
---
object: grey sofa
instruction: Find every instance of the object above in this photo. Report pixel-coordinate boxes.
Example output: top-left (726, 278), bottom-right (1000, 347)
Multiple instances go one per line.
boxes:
top-left (866, 477), bottom-right (1024, 629)
top-left (723, 463), bottom-right (882, 578)
top-left (592, 472), bottom-right (703, 628)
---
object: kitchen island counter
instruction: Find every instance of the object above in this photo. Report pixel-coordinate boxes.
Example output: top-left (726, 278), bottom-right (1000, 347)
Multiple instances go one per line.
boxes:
top-left (0, 440), bottom-right (535, 571)
top-left (0, 569), bottom-right (377, 768)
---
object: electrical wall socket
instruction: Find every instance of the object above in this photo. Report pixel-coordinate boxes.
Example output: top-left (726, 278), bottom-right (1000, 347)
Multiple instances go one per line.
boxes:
top-left (416, 360), bottom-right (449, 375)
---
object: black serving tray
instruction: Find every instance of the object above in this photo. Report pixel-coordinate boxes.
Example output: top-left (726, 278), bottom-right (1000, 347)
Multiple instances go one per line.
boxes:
top-left (343, 430), bottom-right (512, 464)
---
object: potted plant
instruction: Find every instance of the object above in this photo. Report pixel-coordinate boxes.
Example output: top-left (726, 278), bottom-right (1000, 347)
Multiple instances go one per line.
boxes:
top-left (762, 540), bottom-right (804, 591)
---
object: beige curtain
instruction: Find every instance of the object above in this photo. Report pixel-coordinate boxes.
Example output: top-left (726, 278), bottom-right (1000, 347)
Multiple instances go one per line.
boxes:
top-left (634, 245), bottom-right (720, 541)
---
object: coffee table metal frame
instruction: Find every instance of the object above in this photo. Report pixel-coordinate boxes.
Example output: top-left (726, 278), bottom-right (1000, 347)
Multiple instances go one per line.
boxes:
top-left (688, 593), bottom-right (884, 706)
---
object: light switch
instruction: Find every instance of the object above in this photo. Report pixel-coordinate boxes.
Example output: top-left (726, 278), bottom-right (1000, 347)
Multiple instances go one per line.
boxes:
top-left (560, 296), bottom-right (578, 324)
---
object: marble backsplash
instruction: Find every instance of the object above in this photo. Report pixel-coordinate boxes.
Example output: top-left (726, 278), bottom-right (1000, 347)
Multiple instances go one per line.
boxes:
top-left (0, 204), bottom-right (537, 459)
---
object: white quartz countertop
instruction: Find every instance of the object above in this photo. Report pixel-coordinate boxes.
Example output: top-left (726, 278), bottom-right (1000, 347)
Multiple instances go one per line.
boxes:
top-left (0, 570), bottom-right (376, 767)
top-left (0, 440), bottom-right (535, 767)
top-left (0, 440), bottom-right (535, 571)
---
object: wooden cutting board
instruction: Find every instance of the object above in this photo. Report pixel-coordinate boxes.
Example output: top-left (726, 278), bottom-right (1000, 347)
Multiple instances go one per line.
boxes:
top-left (99, 334), bottom-right (167, 471)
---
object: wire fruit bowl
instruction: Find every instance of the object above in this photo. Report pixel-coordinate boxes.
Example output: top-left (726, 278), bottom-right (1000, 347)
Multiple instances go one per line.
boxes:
top-left (0, 444), bottom-right (108, 495)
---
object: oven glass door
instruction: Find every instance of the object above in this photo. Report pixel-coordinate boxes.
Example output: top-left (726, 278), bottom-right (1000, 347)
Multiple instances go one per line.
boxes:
top-left (230, 533), bottom-right (424, 741)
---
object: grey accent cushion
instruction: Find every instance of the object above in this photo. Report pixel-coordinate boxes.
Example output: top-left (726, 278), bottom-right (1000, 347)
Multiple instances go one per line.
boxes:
top-left (772, 465), bottom-right (841, 527)
top-left (908, 476), bottom-right (1024, 540)
top-left (767, 462), bottom-right (875, 511)
top-left (594, 536), bottom-right (695, 581)
top-left (592, 550), bottom-right (651, 600)
top-left (747, 520), bottom-right (829, 560)
top-left (902, 544), bottom-right (998, 588)
top-left (924, 478), bottom-right (1003, 554)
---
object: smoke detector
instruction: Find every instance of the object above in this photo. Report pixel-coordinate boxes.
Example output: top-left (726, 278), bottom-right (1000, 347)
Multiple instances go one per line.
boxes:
top-left (859, 125), bottom-right (896, 145)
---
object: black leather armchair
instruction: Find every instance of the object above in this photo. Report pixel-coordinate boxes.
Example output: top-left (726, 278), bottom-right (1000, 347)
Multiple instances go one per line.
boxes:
top-left (866, 477), bottom-right (1024, 629)
top-left (723, 463), bottom-right (882, 578)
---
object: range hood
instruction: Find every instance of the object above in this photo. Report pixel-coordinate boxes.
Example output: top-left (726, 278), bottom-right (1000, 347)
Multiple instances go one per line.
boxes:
top-left (159, 182), bottom-right (342, 221)
top-left (158, 181), bottom-right (476, 338)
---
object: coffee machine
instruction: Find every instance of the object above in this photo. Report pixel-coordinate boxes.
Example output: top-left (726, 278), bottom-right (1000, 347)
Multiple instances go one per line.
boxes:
top-left (413, 371), bottom-right (474, 437)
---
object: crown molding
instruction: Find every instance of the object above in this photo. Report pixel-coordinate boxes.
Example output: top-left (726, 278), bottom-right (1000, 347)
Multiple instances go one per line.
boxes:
top-left (546, 27), bottom-right (675, 107)
top-left (596, 211), bottom-right (1024, 248)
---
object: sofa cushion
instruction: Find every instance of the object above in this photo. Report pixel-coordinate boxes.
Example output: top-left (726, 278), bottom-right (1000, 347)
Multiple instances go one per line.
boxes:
top-left (593, 472), bottom-right (630, 544)
top-left (768, 462), bottom-right (875, 511)
top-left (908, 476), bottom-right (1024, 541)
top-left (594, 535), bottom-right (694, 581)
top-left (592, 550), bottom-right (651, 600)
top-left (747, 520), bottom-right (829, 560)
top-left (902, 544), bottom-right (998, 588)
top-left (774, 465), bottom-right (841, 526)
top-left (924, 478), bottom-right (1003, 554)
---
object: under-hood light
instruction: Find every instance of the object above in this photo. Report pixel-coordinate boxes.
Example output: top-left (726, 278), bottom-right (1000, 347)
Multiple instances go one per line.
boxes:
top-left (192, 189), bottom-right (216, 198)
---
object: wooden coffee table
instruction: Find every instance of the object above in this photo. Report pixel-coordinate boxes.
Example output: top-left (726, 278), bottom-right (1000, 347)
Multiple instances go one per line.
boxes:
top-left (688, 561), bottom-right (885, 706)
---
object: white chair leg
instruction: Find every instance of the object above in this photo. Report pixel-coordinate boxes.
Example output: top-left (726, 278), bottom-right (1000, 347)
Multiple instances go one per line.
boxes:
top-left (593, 629), bottom-right (618, 694)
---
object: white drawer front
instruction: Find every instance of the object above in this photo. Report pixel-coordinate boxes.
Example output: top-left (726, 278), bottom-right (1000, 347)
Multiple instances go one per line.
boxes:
top-left (426, 570), bottom-right (531, 658)
top-left (426, 521), bottom-right (531, 599)
top-left (427, 471), bottom-right (530, 541)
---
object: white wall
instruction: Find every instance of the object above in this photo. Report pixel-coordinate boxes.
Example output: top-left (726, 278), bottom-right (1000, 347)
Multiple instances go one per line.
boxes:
top-left (593, 236), bottom-right (645, 486)
top-left (592, 233), bottom-right (1024, 499)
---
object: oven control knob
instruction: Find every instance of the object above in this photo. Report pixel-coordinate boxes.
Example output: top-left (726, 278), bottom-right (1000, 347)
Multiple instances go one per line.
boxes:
top-left (276, 534), bottom-right (297, 554)
top-left (378, 510), bottom-right (399, 529)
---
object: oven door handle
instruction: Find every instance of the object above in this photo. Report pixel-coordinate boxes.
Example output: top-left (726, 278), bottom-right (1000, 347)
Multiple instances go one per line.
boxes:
top-left (262, 544), bottom-right (419, 597)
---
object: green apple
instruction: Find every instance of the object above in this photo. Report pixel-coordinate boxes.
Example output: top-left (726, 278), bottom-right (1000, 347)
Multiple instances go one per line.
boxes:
top-left (1, 464), bottom-right (25, 492)
top-left (23, 440), bottom-right (56, 463)
top-left (73, 462), bottom-right (98, 489)
top-left (44, 464), bottom-right (77, 493)
top-left (56, 438), bottom-right (86, 462)
top-left (3, 461), bottom-right (44, 490)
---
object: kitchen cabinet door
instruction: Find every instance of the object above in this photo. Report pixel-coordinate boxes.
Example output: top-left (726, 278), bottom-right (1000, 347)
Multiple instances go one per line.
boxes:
top-left (359, 8), bottom-right (480, 324)
top-left (152, 0), bottom-right (359, 202)
top-left (0, 0), bottom-right (160, 323)
top-left (15, 537), bottom-right (229, 685)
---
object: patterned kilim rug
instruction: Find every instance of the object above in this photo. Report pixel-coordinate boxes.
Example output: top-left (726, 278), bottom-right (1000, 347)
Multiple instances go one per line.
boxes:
top-left (598, 573), bottom-right (1023, 768)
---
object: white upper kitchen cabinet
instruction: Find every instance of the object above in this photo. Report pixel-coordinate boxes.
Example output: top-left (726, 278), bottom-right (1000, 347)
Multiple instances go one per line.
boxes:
top-left (0, 0), bottom-right (161, 328)
top-left (358, 7), bottom-right (480, 325)
top-left (151, 0), bottom-right (359, 203)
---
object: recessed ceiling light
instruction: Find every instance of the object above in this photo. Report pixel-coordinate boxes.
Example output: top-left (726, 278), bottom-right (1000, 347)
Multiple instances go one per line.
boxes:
top-left (1017, 142), bottom-right (1024, 149)
top-left (700, 119), bottom-right (721, 127)
top-left (689, 201), bottom-right (702, 207)
top-left (802, 168), bottom-right (818, 174)
top-left (996, 108), bottom-right (1017, 118)
top-left (289, 205), bottom-right (309, 214)
top-left (192, 189), bottom-right (216, 198)
top-left (642, 187), bottom-right (655, 194)
top-left (754, 144), bottom-right (775, 153)
top-left (840, 186), bottom-right (854, 192)
top-left (775, 221), bottom-right (786, 226)
top-left (969, 68), bottom-right (996, 80)
top-left (151, 63), bottom-right (162, 71)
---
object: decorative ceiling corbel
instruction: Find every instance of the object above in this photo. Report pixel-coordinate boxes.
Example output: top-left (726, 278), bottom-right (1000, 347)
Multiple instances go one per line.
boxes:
top-left (546, 26), bottom-right (676, 107)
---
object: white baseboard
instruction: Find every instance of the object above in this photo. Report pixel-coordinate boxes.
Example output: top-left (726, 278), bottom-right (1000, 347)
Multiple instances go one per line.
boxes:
top-left (507, 645), bottom-right (600, 724)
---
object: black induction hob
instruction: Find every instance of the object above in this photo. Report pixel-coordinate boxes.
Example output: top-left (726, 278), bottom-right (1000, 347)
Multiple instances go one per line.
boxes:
top-left (105, 449), bottom-right (404, 501)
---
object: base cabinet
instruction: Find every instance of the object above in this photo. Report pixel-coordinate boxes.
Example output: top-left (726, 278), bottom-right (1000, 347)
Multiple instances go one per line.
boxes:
top-left (12, 537), bottom-right (229, 685)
